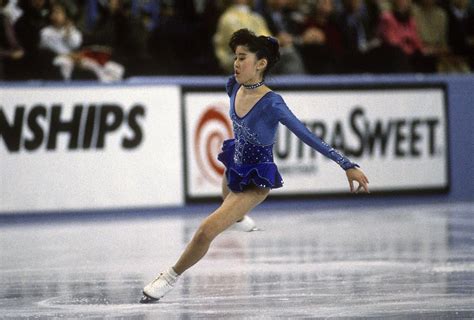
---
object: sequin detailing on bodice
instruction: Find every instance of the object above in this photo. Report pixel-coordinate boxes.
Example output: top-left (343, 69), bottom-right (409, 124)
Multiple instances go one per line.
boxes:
top-left (233, 137), bottom-right (274, 165)
top-left (232, 114), bottom-right (274, 165)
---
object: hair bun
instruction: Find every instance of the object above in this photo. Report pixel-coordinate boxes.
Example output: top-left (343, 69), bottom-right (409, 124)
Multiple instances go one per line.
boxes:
top-left (266, 36), bottom-right (278, 45)
top-left (261, 36), bottom-right (280, 71)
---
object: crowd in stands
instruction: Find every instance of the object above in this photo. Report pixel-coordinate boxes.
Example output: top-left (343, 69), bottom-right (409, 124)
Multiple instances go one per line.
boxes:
top-left (1, 0), bottom-right (473, 81)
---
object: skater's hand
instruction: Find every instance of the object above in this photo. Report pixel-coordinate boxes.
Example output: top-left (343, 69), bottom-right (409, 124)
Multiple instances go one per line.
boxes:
top-left (346, 168), bottom-right (370, 194)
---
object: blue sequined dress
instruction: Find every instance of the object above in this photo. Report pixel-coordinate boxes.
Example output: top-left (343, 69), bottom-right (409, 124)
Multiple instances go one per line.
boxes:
top-left (218, 76), bottom-right (358, 192)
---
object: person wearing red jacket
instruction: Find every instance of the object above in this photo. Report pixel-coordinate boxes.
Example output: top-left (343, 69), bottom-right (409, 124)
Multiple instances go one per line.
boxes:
top-left (377, 0), bottom-right (434, 72)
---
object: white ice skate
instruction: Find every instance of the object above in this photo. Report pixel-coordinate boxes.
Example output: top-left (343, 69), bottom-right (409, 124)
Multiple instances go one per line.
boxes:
top-left (229, 215), bottom-right (261, 232)
top-left (140, 268), bottom-right (178, 303)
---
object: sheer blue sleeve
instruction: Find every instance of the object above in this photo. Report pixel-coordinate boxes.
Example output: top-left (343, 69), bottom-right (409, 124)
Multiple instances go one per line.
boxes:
top-left (273, 99), bottom-right (359, 170)
top-left (226, 76), bottom-right (238, 97)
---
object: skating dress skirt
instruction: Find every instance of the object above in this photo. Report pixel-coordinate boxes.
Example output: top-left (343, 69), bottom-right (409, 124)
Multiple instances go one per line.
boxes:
top-left (218, 137), bottom-right (283, 192)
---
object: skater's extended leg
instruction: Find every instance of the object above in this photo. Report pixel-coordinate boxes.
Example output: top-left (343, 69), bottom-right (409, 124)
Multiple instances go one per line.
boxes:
top-left (173, 186), bottom-right (269, 275)
top-left (141, 186), bottom-right (268, 303)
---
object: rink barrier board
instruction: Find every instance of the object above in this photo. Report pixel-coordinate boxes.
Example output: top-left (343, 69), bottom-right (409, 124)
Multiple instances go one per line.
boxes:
top-left (0, 74), bottom-right (473, 214)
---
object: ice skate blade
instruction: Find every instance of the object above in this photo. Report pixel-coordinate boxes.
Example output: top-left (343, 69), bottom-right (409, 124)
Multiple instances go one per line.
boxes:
top-left (139, 293), bottom-right (160, 304)
top-left (249, 227), bottom-right (264, 232)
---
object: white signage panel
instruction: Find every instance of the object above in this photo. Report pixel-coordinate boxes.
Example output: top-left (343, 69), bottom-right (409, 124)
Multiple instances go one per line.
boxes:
top-left (0, 85), bottom-right (183, 212)
top-left (183, 87), bottom-right (448, 199)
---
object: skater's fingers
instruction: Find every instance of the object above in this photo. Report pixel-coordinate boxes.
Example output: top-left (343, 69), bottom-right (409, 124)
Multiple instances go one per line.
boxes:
top-left (359, 180), bottom-right (370, 193)
top-left (349, 178), bottom-right (355, 193)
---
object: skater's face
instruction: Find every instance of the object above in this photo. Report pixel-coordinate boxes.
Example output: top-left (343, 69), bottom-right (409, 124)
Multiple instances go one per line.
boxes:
top-left (233, 45), bottom-right (267, 85)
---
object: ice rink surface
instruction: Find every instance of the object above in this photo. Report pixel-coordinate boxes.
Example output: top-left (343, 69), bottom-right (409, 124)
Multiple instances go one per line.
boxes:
top-left (0, 201), bottom-right (473, 319)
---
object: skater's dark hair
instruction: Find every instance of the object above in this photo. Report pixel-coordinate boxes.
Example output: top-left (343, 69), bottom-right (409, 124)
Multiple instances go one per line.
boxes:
top-left (229, 28), bottom-right (280, 78)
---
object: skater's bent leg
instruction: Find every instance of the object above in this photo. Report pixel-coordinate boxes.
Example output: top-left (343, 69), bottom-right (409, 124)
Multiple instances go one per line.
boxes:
top-left (222, 176), bottom-right (246, 223)
top-left (222, 176), bottom-right (243, 223)
top-left (173, 187), bottom-right (269, 275)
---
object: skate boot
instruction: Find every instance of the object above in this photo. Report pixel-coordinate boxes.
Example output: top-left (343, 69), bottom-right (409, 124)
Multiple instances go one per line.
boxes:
top-left (140, 268), bottom-right (179, 303)
top-left (229, 215), bottom-right (260, 232)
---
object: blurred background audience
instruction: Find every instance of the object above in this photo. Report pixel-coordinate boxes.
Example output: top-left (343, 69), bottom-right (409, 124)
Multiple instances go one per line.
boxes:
top-left (259, 0), bottom-right (306, 74)
top-left (0, 0), bottom-right (24, 79)
top-left (0, 0), bottom-right (472, 81)
top-left (377, 0), bottom-right (429, 72)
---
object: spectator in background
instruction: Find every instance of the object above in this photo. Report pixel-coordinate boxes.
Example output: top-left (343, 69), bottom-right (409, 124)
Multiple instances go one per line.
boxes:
top-left (39, 0), bottom-right (82, 79)
top-left (148, 0), bottom-right (221, 75)
top-left (445, 0), bottom-right (474, 71)
top-left (1, 0), bottom-right (24, 79)
top-left (377, 0), bottom-right (430, 72)
top-left (339, 0), bottom-right (382, 73)
top-left (259, 0), bottom-right (306, 74)
top-left (84, 0), bottom-right (151, 77)
top-left (13, 0), bottom-right (50, 79)
top-left (40, 1), bottom-right (82, 54)
top-left (298, 0), bottom-right (344, 74)
top-left (213, 0), bottom-right (272, 74)
top-left (4, 0), bottom-right (22, 23)
top-left (364, 0), bottom-right (383, 32)
top-left (191, 0), bottom-right (225, 74)
top-left (40, 1), bottom-right (124, 81)
top-left (412, 0), bottom-right (450, 72)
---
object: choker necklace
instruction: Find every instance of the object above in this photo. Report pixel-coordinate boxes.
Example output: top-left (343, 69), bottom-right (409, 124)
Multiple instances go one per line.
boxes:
top-left (243, 81), bottom-right (265, 89)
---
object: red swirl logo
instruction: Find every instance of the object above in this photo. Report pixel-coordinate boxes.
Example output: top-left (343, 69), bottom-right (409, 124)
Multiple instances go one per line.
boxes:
top-left (194, 105), bottom-right (233, 184)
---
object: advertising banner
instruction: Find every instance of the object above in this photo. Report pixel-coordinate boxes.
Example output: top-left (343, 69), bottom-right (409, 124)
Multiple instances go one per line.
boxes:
top-left (0, 85), bottom-right (183, 212)
top-left (183, 86), bottom-right (448, 199)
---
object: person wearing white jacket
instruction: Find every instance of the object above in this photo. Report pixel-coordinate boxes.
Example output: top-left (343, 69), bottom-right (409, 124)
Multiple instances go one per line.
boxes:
top-left (39, 12), bottom-right (82, 55)
top-left (39, 2), bottom-right (80, 79)
top-left (39, 1), bottom-right (123, 82)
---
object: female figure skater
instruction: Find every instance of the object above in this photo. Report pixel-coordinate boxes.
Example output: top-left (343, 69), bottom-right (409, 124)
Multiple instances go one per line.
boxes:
top-left (140, 28), bottom-right (369, 303)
